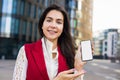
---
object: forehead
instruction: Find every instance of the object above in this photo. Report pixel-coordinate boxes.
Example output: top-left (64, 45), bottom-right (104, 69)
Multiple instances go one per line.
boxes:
top-left (46, 10), bottom-right (64, 20)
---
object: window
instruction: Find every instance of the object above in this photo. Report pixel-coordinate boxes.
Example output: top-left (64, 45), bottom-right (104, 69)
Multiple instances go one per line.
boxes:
top-left (41, 0), bottom-right (45, 5)
top-left (0, 16), bottom-right (12, 37)
top-left (22, 20), bottom-right (27, 35)
top-left (24, 1), bottom-right (27, 16)
top-left (69, 0), bottom-right (76, 9)
top-left (20, 20), bottom-right (27, 40)
top-left (30, 4), bottom-right (37, 18)
top-left (70, 19), bottom-right (74, 28)
top-left (29, 22), bottom-right (33, 41)
top-left (0, 16), bottom-right (1, 32)
top-left (1, 16), bottom-right (6, 33)
top-left (31, 4), bottom-right (34, 18)
top-left (2, 0), bottom-right (13, 14)
top-left (20, 0), bottom-right (25, 16)
top-left (27, 2), bottom-right (31, 17)
top-left (0, 0), bottom-right (3, 13)
top-left (45, 0), bottom-right (48, 7)
top-left (34, 6), bottom-right (36, 18)
top-left (14, 18), bottom-right (19, 35)
top-left (11, 17), bottom-right (15, 34)
top-left (70, 10), bottom-right (75, 18)
top-left (105, 48), bottom-right (107, 51)
top-left (2, 0), bottom-right (8, 13)
top-left (12, 0), bottom-right (17, 14)
top-left (105, 42), bottom-right (107, 46)
top-left (11, 18), bottom-right (20, 37)
top-left (38, 7), bottom-right (41, 18)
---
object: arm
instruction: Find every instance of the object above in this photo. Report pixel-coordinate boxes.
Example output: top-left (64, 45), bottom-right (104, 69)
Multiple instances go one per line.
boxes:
top-left (12, 46), bottom-right (28, 80)
top-left (74, 45), bottom-right (87, 80)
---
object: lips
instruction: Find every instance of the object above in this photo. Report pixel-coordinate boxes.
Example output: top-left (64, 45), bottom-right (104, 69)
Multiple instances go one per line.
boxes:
top-left (47, 30), bottom-right (57, 34)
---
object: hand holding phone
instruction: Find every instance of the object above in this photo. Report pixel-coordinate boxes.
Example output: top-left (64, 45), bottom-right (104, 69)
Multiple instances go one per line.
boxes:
top-left (80, 40), bottom-right (93, 61)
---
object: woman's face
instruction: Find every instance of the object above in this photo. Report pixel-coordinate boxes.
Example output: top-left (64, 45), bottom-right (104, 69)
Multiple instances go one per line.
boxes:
top-left (42, 10), bottom-right (64, 42)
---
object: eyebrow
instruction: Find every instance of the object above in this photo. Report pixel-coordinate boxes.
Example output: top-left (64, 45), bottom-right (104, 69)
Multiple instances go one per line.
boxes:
top-left (46, 17), bottom-right (63, 21)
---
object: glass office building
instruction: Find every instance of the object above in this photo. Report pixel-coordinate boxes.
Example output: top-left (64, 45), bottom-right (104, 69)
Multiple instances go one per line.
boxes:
top-left (0, 0), bottom-right (66, 59)
top-left (0, 0), bottom-right (79, 59)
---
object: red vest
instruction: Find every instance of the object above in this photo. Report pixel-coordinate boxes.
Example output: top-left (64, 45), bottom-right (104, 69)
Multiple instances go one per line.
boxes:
top-left (25, 39), bottom-right (69, 80)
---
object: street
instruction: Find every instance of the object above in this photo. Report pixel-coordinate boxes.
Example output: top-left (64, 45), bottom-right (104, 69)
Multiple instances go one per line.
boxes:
top-left (84, 60), bottom-right (120, 80)
top-left (0, 59), bottom-right (120, 80)
top-left (0, 60), bottom-right (15, 80)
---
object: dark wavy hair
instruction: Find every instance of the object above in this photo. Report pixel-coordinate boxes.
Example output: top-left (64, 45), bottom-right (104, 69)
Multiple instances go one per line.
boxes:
top-left (38, 4), bottom-right (76, 69)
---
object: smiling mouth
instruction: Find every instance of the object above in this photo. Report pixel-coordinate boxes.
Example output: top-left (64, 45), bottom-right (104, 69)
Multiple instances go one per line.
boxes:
top-left (48, 30), bottom-right (57, 34)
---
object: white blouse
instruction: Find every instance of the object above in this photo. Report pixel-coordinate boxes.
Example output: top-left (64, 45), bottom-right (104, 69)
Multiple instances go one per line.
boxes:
top-left (12, 37), bottom-right (83, 80)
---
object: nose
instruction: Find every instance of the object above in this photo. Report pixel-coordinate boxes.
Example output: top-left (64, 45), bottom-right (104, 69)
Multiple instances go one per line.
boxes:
top-left (50, 22), bottom-right (57, 28)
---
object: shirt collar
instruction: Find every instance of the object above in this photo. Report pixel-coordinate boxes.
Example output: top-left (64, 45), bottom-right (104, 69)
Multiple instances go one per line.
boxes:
top-left (42, 37), bottom-right (58, 59)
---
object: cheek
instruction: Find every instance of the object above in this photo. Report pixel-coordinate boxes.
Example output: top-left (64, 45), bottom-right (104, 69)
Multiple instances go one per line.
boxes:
top-left (42, 25), bottom-right (47, 35)
top-left (42, 22), bottom-right (47, 31)
top-left (42, 26), bottom-right (44, 32)
top-left (59, 26), bottom-right (64, 34)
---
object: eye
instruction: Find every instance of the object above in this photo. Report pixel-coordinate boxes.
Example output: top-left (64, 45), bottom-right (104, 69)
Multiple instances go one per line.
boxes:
top-left (57, 20), bottom-right (63, 24)
top-left (46, 19), bottom-right (51, 22)
top-left (57, 19), bottom-right (63, 24)
top-left (57, 21), bottom-right (62, 24)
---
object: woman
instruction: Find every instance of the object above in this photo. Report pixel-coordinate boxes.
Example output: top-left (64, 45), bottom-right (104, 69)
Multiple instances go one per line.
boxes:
top-left (13, 4), bottom-right (86, 80)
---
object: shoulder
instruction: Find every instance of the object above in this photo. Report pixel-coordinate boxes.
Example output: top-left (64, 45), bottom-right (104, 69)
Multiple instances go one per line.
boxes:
top-left (24, 39), bottom-right (42, 48)
top-left (24, 39), bottom-right (42, 52)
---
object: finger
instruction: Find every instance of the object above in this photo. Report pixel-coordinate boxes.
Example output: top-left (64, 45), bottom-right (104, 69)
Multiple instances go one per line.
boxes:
top-left (67, 69), bottom-right (86, 78)
top-left (62, 69), bottom-right (75, 74)
top-left (78, 44), bottom-right (81, 54)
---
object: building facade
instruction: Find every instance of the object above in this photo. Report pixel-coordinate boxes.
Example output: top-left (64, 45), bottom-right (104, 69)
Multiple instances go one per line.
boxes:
top-left (65, 0), bottom-right (77, 36)
top-left (0, 0), bottom-right (93, 59)
top-left (117, 29), bottom-right (120, 60)
top-left (0, 0), bottom-right (65, 59)
top-left (93, 31), bottom-right (104, 59)
top-left (93, 29), bottom-right (119, 59)
top-left (102, 29), bottom-right (118, 59)
top-left (75, 0), bottom-right (93, 46)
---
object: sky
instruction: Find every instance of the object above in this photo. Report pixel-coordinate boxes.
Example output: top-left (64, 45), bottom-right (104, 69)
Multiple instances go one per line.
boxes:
top-left (92, 0), bottom-right (120, 34)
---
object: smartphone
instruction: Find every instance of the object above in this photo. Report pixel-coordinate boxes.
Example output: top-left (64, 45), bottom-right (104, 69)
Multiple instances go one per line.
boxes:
top-left (80, 40), bottom-right (93, 61)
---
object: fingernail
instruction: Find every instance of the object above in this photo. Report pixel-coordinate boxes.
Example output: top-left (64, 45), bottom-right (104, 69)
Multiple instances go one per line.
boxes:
top-left (72, 68), bottom-right (75, 71)
top-left (82, 70), bottom-right (86, 73)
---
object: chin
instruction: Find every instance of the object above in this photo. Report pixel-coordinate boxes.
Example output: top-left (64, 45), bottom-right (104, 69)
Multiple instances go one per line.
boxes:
top-left (47, 37), bottom-right (55, 40)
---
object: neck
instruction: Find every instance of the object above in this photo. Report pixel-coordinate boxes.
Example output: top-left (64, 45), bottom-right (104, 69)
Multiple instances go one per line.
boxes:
top-left (52, 42), bottom-right (57, 50)
top-left (51, 39), bottom-right (57, 50)
top-left (44, 37), bottom-right (58, 50)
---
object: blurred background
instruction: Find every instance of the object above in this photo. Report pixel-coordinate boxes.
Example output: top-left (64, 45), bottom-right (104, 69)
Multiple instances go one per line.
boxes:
top-left (0, 0), bottom-right (120, 80)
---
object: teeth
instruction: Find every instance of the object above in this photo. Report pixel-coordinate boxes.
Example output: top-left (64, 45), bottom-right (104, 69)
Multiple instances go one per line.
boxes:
top-left (48, 30), bottom-right (57, 33)
top-left (48, 30), bottom-right (57, 34)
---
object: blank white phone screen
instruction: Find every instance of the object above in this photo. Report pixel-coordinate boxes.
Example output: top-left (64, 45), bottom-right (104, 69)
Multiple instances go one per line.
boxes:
top-left (81, 40), bottom-right (93, 61)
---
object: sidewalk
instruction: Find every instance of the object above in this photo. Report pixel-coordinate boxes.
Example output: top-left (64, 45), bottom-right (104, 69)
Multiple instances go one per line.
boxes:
top-left (0, 60), bottom-right (15, 80)
top-left (1, 59), bottom-right (119, 80)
